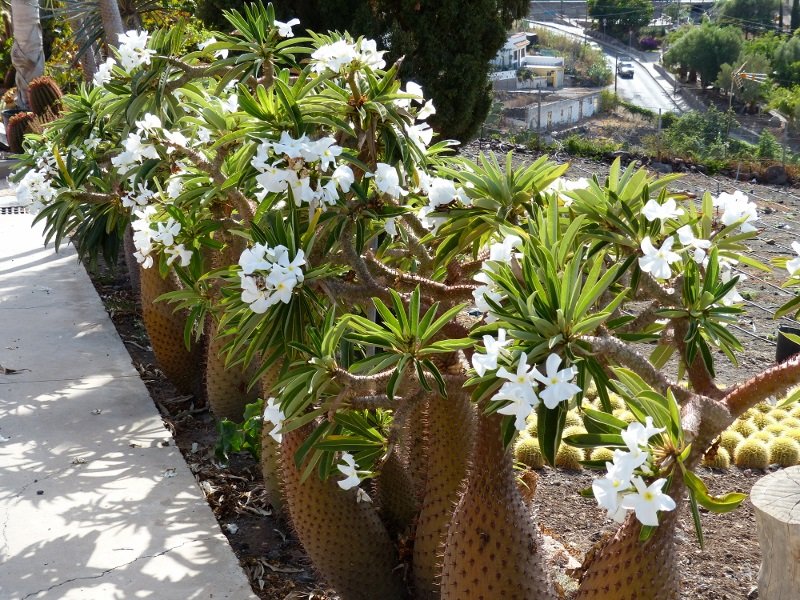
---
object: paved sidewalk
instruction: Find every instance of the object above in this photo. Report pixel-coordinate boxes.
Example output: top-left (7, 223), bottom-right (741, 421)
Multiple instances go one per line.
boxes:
top-left (0, 195), bottom-right (256, 599)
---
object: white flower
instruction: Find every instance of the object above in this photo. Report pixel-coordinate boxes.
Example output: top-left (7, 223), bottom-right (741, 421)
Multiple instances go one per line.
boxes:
top-left (592, 460), bottom-right (633, 522)
top-left (638, 236), bottom-right (681, 280)
top-left (417, 100), bottom-right (436, 121)
top-left (418, 205), bottom-right (447, 234)
top-left (117, 30), bottom-right (155, 71)
top-left (240, 274), bottom-right (273, 313)
top-left (621, 417), bottom-right (665, 450)
top-left (135, 113), bottom-right (162, 134)
top-left (787, 241), bottom-right (800, 276)
top-left (357, 38), bottom-right (386, 69)
top-left (384, 217), bottom-right (398, 237)
top-left (239, 244), bottom-right (271, 275)
top-left (332, 164), bottom-right (355, 193)
top-left (488, 234), bottom-right (523, 264)
top-left (715, 190), bottom-right (758, 233)
top-left (531, 353), bottom-right (582, 409)
top-left (93, 57), bottom-right (116, 86)
top-left (642, 198), bottom-right (684, 222)
top-left (471, 329), bottom-right (509, 377)
top-left (275, 18), bottom-right (300, 38)
top-left (620, 476), bottom-right (676, 526)
top-left (272, 131), bottom-right (310, 159)
top-left (220, 94), bottom-right (238, 114)
top-left (311, 39), bottom-right (359, 73)
top-left (255, 166), bottom-right (291, 198)
top-left (406, 122), bottom-right (433, 151)
top-left (165, 176), bottom-right (184, 200)
top-left (262, 397), bottom-right (285, 443)
top-left (676, 225), bottom-right (712, 264)
top-left (336, 452), bottom-right (361, 490)
top-left (308, 137), bottom-right (342, 171)
top-left (494, 352), bottom-right (540, 431)
top-left (163, 130), bottom-right (188, 148)
top-left (428, 177), bottom-right (458, 207)
top-left (369, 163), bottom-right (406, 197)
top-left (544, 177), bottom-right (590, 206)
top-left (165, 243), bottom-right (192, 267)
top-left (152, 218), bottom-right (181, 247)
top-left (719, 267), bottom-right (744, 306)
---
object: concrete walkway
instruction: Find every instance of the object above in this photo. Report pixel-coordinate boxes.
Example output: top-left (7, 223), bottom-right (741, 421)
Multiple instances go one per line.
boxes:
top-left (0, 190), bottom-right (256, 599)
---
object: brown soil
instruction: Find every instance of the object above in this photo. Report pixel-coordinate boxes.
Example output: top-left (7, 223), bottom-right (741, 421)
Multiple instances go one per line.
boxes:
top-left (85, 146), bottom-right (799, 599)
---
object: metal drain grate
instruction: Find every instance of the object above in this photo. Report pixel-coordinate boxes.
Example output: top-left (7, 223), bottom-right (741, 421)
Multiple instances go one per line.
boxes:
top-left (0, 205), bottom-right (28, 215)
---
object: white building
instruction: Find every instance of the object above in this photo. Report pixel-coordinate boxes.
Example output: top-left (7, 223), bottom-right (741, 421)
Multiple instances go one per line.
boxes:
top-left (491, 32), bottom-right (530, 70)
top-left (520, 55), bottom-right (565, 89)
top-left (503, 89), bottom-right (601, 131)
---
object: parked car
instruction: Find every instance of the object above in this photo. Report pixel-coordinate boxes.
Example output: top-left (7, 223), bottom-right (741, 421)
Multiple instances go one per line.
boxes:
top-left (617, 62), bottom-right (634, 78)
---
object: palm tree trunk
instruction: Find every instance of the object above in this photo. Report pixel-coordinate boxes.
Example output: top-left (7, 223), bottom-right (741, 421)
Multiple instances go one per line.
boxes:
top-left (10, 0), bottom-right (44, 110)
top-left (97, 0), bottom-right (125, 47)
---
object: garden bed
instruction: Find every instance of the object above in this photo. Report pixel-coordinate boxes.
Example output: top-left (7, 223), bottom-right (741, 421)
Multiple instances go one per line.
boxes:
top-left (86, 148), bottom-right (800, 599)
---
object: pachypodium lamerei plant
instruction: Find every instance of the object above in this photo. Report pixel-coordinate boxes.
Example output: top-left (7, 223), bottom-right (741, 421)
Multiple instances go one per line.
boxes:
top-left (13, 3), bottom-right (800, 599)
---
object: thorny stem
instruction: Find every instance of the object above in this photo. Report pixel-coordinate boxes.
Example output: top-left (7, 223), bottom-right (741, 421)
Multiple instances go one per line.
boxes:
top-left (364, 251), bottom-right (476, 305)
top-left (581, 334), bottom-right (692, 404)
top-left (332, 366), bottom-right (396, 394)
top-left (66, 190), bottom-right (120, 205)
top-left (618, 300), bottom-right (661, 334)
top-left (160, 140), bottom-right (255, 223)
top-left (722, 353), bottom-right (800, 418)
top-left (341, 221), bottom-right (395, 298)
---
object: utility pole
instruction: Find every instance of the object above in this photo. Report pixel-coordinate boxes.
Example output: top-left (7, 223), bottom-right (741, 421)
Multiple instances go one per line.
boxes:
top-left (537, 88), bottom-right (543, 131)
top-left (614, 53), bottom-right (618, 94)
top-left (657, 108), bottom-right (662, 161)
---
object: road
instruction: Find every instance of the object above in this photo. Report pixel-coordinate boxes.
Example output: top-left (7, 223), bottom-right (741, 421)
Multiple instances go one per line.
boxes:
top-left (532, 21), bottom-right (686, 114)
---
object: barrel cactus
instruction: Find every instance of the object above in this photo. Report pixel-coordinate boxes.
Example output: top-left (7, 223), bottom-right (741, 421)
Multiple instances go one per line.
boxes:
top-left (702, 447), bottom-right (731, 470)
top-left (27, 76), bottom-right (63, 121)
top-left (718, 430), bottom-right (745, 456)
top-left (515, 435), bottom-right (546, 469)
top-left (768, 437), bottom-right (800, 467)
top-left (6, 111), bottom-right (39, 153)
top-left (734, 439), bottom-right (770, 469)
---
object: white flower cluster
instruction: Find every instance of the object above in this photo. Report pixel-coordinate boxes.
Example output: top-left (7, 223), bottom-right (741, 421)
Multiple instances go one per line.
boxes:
top-left (94, 30), bottom-right (155, 86)
top-left (15, 150), bottom-right (58, 214)
top-left (250, 131), bottom-right (352, 209)
top-left (131, 206), bottom-right (192, 269)
top-left (238, 243), bottom-right (305, 313)
top-left (714, 190), bottom-right (758, 233)
top-left (591, 417), bottom-right (676, 526)
top-left (395, 81), bottom-right (436, 121)
top-left (543, 176), bottom-right (590, 206)
top-left (415, 174), bottom-right (470, 233)
top-left (262, 397), bottom-right (285, 443)
top-left (311, 38), bottom-right (385, 74)
top-left (471, 234), bottom-right (521, 322)
top-left (474, 339), bottom-right (581, 430)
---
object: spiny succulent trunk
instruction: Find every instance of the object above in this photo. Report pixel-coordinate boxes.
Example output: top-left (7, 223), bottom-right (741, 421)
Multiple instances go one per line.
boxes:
top-left (139, 264), bottom-right (203, 398)
top-left (123, 225), bottom-right (141, 298)
top-left (280, 424), bottom-right (406, 600)
top-left (204, 231), bottom-right (258, 421)
top-left (374, 395), bottom-right (426, 537)
top-left (575, 486), bottom-right (684, 600)
top-left (204, 318), bottom-right (258, 420)
top-left (440, 413), bottom-right (556, 600)
top-left (259, 360), bottom-right (284, 519)
top-left (412, 389), bottom-right (475, 599)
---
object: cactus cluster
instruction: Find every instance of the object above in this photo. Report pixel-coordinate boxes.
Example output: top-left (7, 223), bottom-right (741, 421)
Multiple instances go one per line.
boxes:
top-left (702, 447), bottom-right (731, 470)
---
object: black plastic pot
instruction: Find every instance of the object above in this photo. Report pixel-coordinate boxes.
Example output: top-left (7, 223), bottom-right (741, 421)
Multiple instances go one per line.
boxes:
top-left (776, 325), bottom-right (800, 364)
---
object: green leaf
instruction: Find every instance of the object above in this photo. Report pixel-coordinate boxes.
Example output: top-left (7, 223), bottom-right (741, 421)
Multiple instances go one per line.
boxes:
top-left (563, 432), bottom-right (626, 448)
top-left (688, 488), bottom-right (705, 549)
top-left (681, 469), bottom-right (746, 513)
top-left (537, 402), bottom-right (567, 467)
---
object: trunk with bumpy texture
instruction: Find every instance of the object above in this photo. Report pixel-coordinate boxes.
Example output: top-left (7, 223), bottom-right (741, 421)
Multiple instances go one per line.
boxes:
top-left (204, 232), bottom-right (258, 421)
top-left (412, 390), bottom-right (475, 599)
top-left (259, 361), bottom-right (284, 519)
top-left (139, 265), bottom-right (204, 398)
top-left (440, 413), bottom-right (556, 600)
top-left (204, 318), bottom-right (259, 421)
top-left (574, 491), bottom-right (682, 600)
top-left (281, 423), bottom-right (406, 600)
top-left (374, 449), bottom-right (419, 538)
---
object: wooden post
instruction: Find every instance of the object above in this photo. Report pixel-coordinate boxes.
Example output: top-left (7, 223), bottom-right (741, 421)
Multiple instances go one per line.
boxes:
top-left (750, 465), bottom-right (800, 599)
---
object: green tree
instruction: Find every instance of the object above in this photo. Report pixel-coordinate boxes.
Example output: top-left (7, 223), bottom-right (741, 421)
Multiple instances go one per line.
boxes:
top-left (774, 35), bottom-right (800, 85)
top-left (247, 0), bottom-right (526, 142)
top-left (717, 54), bottom-right (771, 109)
top-left (743, 30), bottom-right (782, 61)
top-left (717, 0), bottom-right (779, 33)
top-left (756, 129), bottom-right (781, 158)
top-left (587, 0), bottom-right (654, 37)
top-left (663, 22), bottom-right (743, 86)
